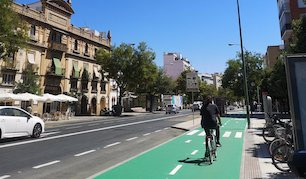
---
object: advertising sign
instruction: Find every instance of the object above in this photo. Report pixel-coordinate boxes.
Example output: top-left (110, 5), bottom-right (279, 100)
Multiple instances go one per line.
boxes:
top-left (186, 72), bottom-right (199, 92)
top-left (285, 55), bottom-right (306, 150)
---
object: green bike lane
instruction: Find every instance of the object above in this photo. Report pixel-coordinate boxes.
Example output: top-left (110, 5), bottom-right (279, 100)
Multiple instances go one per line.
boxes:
top-left (94, 118), bottom-right (247, 179)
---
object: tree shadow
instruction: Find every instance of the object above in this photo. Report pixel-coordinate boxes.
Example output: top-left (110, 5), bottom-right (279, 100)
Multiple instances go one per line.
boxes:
top-left (178, 157), bottom-right (211, 166)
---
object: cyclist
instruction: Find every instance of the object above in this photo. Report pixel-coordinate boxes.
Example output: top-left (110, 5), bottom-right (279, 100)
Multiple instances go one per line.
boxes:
top-left (200, 97), bottom-right (222, 157)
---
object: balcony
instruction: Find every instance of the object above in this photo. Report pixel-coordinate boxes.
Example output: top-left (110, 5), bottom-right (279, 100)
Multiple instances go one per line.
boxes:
top-left (278, 0), bottom-right (290, 18)
top-left (281, 23), bottom-right (292, 40)
top-left (49, 42), bottom-right (68, 52)
top-left (1, 60), bottom-right (17, 71)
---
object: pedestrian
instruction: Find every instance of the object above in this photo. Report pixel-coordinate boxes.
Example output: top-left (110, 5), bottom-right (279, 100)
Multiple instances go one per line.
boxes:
top-left (200, 96), bottom-right (222, 157)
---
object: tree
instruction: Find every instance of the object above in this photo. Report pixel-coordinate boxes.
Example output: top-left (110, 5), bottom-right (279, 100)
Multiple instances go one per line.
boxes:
top-left (289, 16), bottom-right (306, 53)
top-left (14, 64), bottom-right (41, 94)
top-left (222, 51), bottom-right (264, 101)
top-left (199, 82), bottom-right (217, 100)
top-left (0, 0), bottom-right (28, 60)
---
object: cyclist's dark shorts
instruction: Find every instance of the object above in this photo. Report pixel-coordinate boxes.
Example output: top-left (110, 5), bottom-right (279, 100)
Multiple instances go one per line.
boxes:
top-left (204, 127), bottom-right (217, 137)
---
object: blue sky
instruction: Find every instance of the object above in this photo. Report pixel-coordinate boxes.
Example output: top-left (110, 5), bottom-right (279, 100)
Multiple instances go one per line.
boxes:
top-left (17, 0), bottom-right (282, 74)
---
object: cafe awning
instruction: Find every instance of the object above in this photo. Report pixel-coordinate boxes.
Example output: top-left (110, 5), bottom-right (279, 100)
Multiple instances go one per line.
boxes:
top-left (27, 53), bottom-right (35, 64)
top-left (73, 63), bottom-right (80, 78)
top-left (53, 58), bottom-right (62, 76)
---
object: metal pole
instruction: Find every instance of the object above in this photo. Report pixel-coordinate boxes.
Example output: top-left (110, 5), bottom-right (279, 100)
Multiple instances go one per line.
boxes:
top-left (192, 91), bottom-right (194, 126)
top-left (236, 0), bottom-right (251, 128)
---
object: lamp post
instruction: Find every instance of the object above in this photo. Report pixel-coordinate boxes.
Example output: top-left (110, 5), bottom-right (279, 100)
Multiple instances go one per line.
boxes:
top-left (235, 0), bottom-right (251, 129)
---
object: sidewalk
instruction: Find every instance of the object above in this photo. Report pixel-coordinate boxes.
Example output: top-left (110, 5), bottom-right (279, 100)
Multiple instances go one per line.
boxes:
top-left (241, 118), bottom-right (296, 179)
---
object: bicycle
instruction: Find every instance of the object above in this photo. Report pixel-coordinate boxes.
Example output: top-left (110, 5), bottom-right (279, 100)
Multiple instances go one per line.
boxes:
top-left (271, 139), bottom-right (294, 172)
top-left (269, 122), bottom-right (292, 156)
top-left (262, 114), bottom-right (288, 143)
top-left (205, 129), bottom-right (217, 165)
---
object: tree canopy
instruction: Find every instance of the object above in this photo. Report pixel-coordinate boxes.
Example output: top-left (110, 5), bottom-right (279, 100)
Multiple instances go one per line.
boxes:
top-left (0, 0), bottom-right (28, 60)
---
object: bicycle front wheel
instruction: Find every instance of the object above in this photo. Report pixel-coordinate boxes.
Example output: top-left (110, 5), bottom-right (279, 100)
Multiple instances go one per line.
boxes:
top-left (271, 144), bottom-right (292, 172)
top-left (269, 138), bottom-right (286, 156)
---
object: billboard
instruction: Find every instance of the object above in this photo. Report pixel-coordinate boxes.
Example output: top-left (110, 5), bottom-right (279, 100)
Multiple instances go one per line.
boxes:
top-left (285, 55), bottom-right (306, 150)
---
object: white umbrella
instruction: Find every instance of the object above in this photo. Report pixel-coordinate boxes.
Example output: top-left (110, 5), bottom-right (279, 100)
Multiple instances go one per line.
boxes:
top-left (0, 93), bottom-right (23, 101)
top-left (17, 93), bottom-right (46, 102)
top-left (56, 94), bottom-right (78, 102)
top-left (42, 93), bottom-right (65, 102)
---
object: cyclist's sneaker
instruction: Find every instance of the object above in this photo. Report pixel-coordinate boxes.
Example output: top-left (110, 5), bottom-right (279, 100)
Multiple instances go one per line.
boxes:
top-left (216, 142), bottom-right (222, 147)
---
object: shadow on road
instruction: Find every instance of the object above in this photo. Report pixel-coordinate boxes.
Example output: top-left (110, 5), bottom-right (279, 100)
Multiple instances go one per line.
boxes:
top-left (0, 136), bottom-right (31, 144)
top-left (178, 157), bottom-right (211, 166)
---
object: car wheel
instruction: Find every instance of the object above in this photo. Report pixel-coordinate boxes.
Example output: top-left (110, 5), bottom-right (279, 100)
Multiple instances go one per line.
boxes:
top-left (32, 124), bottom-right (42, 138)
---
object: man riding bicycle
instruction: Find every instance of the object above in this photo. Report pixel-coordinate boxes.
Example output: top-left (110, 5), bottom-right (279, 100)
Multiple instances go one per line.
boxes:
top-left (200, 97), bottom-right (222, 158)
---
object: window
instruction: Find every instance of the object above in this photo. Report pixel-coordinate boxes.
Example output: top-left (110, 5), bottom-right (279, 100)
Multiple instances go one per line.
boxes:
top-left (2, 73), bottom-right (15, 85)
top-left (30, 25), bottom-right (36, 36)
top-left (74, 39), bottom-right (78, 50)
top-left (0, 108), bottom-right (15, 116)
top-left (51, 32), bottom-right (62, 43)
top-left (12, 109), bottom-right (29, 118)
top-left (85, 43), bottom-right (89, 54)
top-left (70, 78), bottom-right (78, 91)
top-left (101, 81), bottom-right (106, 92)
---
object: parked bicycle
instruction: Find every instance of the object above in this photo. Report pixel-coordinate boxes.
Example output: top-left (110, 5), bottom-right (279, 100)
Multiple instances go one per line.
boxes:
top-left (262, 114), bottom-right (288, 143)
top-left (271, 137), bottom-right (294, 172)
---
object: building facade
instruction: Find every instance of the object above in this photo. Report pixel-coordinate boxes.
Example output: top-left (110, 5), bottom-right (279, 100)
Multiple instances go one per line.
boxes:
top-left (199, 73), bottom-right (222, 90)
top-left (0, 0), bottom-right (112, 115)
top-left (277, 0), bottom-right (306, 46)
top-left (264, 45), bottom-right (283, 69)
top-left (163, 52), bottom-right (194, 80)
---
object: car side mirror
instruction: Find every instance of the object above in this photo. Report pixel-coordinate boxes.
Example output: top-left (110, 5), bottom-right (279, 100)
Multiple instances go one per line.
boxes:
top-left (27, 115), bottom-right (31, 122)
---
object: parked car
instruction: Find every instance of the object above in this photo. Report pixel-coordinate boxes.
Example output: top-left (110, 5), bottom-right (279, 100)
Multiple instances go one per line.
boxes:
top-left (0, 106), bottom-right (45, 139)
top-left (166, 105), bottom-right (179, 114)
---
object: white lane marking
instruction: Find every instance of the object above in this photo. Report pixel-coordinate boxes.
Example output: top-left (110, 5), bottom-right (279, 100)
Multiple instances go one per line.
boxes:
top-left (74, 150), bottom-right (96, 157)
top-left (235, 132), bottom-right (243, 138)
top-left (185, 140), bottom-right (192, 143)
top-left (203, 142), bottom-right (206, 144)
top-left (191, 150), bottom-right (199, 155)
top-left (198, 131), bottom-right (206, 136)
top-left (164, 127), bottom-right (169, 130)
top-left (104, 142), bottom-right (121, 149)
top-left (88, 123), bottom-right (99, 127)
top-left (33, 160), bottom-right (60, 169)
top-left (0, 114), bottom-right (190, 149)
top-left (40, 132), bottom-right (60, 137)
top-left (187, 130), bottom-right (200, 136)
top-left (169, 165), bottom-right (183, 175)
top-left (126, 137), bottom-right (138, 141)
top-left (223, 131), bottom-right (231, 138)
top-left (0, 175), bottom-right (11, 179)
top-left (143, 133), bottom-right (151, 136)
top-left (66, 126), bottom-right (81, 130)
top-left (155, 130), bottom-right (162, 133)
top-left (234, 119), bottom-right (245, 121)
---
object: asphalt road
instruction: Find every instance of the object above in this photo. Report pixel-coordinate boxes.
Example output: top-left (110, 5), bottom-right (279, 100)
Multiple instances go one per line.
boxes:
top-left (0, 110), bottom-right (198, 179)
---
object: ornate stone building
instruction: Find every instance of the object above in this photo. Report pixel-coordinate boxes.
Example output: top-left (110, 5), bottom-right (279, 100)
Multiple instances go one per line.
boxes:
top-left (0, 0), bottom-right (112, 115)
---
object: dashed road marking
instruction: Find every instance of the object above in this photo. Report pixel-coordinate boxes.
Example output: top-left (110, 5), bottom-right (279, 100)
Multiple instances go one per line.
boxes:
top-left (33, 160), bottom-right (60, 169)
top-left (235, 132), bottom-right (242, 138)
top-left (169, 165), bottom-right (183, 175)
top-left (126, 137), bottom-right (138, 141)
top-left (143, 133), bottom-right (151, 136)
top-left (191, 150), bottom-right (199, 155)
top-left (0, 175), bottom-right (11, 179)
top-left (223, 131), bottom-right (231, 138)
top-left (104, 142), bottom-right (121, 149)
top-left (185, 140), bottom-right (192, 143)
top-left (155, 130), bottom-right (162, 133)
top-left (198, 131), bottom-right (206, 136)
top-left (187, 130), bottom-right (200, 136)
top-left (164, 127), bottom-right (169, 130)
top-left (74, 150), bottom-right (96, 157)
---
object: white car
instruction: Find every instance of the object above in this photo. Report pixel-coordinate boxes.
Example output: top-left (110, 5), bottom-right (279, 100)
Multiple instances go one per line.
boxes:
top-left (0, 106), bottom-right (44, 139)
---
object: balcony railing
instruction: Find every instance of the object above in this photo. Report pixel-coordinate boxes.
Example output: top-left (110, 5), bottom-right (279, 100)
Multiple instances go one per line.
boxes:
top-left (49, 42), bottom-right (68, 52)
top-left (281, 23), bottom-right (292, 38)
top-left (1, 60), bottom-right (17, 71)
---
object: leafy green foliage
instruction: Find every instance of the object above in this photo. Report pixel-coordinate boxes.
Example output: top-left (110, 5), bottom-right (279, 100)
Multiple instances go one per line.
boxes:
top-left (0, 0), bottom-right (28, 60)
top-left (222, 51), bottom-right (264, 101)
top-left (289, 16), bottom-right (306, 53)
top-left (14, 64), bottom-right (41, 94)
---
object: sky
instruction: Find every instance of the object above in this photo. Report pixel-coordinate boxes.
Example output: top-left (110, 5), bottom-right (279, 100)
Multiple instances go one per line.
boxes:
top-left (17, 0), bottom-right (282, 74)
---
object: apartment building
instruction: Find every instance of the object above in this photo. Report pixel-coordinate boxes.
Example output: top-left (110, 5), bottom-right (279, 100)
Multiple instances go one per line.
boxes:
top-left (163, 52), bottom-right (194, 80)
top-left (0, 0), bottom-right (112, 115)
top-left (277, 0), bottom-right (306, 45)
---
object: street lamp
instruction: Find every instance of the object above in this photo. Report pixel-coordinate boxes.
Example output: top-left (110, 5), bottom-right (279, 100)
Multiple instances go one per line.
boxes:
top-left (235, 0), bottom-right (251, 129)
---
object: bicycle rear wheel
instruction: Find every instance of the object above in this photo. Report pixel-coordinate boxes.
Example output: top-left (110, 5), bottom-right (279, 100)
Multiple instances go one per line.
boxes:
top-left (271, 144), bottom-right (292, 172)
top-left (269, 138), bottom-right (286, 156)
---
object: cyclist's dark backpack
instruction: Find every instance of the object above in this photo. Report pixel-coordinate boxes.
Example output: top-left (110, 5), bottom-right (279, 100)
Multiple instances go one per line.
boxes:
top-left (200, 103), bottom-right (213, 128)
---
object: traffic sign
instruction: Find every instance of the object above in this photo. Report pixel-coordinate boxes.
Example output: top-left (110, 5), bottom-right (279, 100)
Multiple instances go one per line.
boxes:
top-left (186, 72), bottom-right (199, 92)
